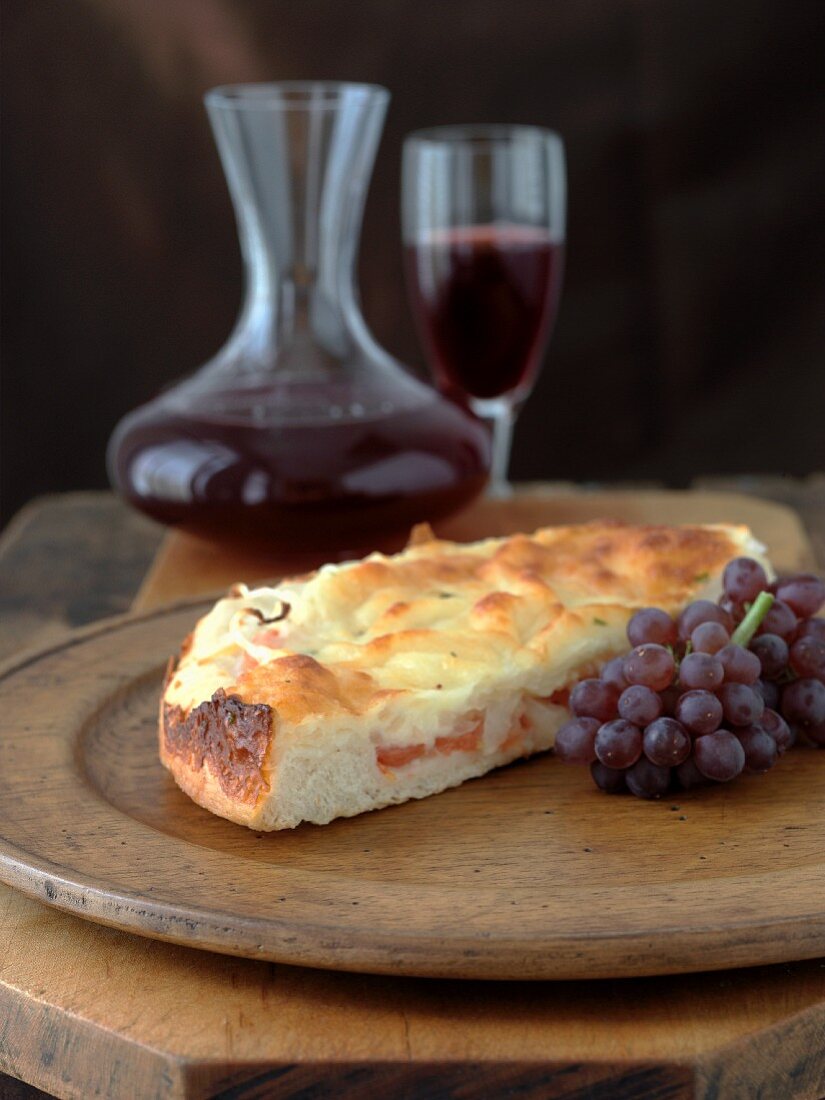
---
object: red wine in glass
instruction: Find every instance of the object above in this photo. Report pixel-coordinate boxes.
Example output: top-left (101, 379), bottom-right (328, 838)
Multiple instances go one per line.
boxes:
top-left (403, 125), bottom-right (566, 494)
top-left (405, 224), bottom-right (564, 403)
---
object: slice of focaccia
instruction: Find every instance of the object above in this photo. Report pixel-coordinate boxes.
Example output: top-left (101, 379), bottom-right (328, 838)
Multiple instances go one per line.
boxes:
top-left (160, 521), bottom-right (767, 829)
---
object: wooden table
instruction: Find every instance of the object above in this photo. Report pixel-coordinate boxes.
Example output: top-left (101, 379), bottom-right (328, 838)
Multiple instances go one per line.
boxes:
top-left (1, 483), bottom-right (825, 1100)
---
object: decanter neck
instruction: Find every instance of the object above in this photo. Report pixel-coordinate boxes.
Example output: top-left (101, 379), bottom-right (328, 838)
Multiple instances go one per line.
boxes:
top-left (206, 83), bottom-right (389, 361)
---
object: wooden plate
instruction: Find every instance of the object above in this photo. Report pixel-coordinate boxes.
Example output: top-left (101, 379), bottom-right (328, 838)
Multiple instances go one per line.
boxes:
top-left (1, 602), bottom-right (824, 981)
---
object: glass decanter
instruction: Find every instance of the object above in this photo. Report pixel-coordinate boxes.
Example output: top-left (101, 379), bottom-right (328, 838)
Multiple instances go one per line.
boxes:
top-left (108, 83), bottom-right (490, 555)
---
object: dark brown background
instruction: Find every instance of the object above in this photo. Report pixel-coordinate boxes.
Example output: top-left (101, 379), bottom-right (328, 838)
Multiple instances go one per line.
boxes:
top-left (2, 0), bottom-right (824, 526)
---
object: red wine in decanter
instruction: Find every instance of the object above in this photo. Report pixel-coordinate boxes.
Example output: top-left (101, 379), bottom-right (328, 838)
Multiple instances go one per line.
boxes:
top-left (109, 384), bottom-right (490, 554)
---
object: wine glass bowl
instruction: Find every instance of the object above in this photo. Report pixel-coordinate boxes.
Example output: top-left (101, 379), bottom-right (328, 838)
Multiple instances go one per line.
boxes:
top-left (403, 125), bottom-right (566, 495)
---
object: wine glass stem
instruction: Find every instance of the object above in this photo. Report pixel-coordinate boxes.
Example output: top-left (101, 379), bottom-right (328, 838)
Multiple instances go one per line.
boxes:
top-left (488, 404), bottom-right (515, 498)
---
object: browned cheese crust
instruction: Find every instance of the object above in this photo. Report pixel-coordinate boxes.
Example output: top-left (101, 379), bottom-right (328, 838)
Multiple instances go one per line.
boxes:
top-left (162, 689), bottom-right (272, 805)
top-left (184, 522), bottom-right (750, 721)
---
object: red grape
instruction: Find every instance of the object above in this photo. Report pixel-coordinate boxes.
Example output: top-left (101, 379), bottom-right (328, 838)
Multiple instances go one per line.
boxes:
top-left (625, 757), bottom-right (672, 799)
top-left (676, 757), bottom-right (711, 789)
top-left (570, 679), bottom-right (620, 722)
top-left (675, 690), bottom-right (723, 735)
top-left (782, 678), bottom-right (825, 729)
top-left (659, 685), bottom-right (682, 716)
top-left (757, 599), bottom-right (798, 641)
top-left (691, 621), bottom-right (730, 654)
top-left (601, 655), bottom-right (629, 691)
top-left (718, 682), bottom-right (765, 727)
top-left (717, 643), bottom-right (761, 685)
top-left (775, 574), bottom-right (825, 618)
top-left (754, 678), bottom-right (780, 711)
top-left (678, 600), bottom-right (733, 641)
top-left (797, 619), bottom-right (825, 643)
top-left (789, 636), bottom-right (825, 680)
top-left (618, 685), bottom-right (664, 726)
top-left (748, 634), bottom-right (789, 680)
top-left (761, 708), bottom-right (794, 752)
top-left (723, 557), bottom-right (769, 603)
top-left (627, 607), bottom-right (678, 648)
top-left (622, 644), bottom-right (675, 691)
top-left (806, 721), bottom-right (825, 748)
top-left (694, 730), bottom-right (746, 781)
top-left (554, 718), bottom-right (600, 764)
top-left (590, 761), bottom-right (627, 793)
top-left (595, 720), bottom-right (643, 768)
top-left (718, 594), bottom-right (746, 624)
top-left (736, 726), bottom-right (779, 773)
top-left (643, 717), bottom-right (692, 766)
top-left (679, 652), bottom-right (724, 691)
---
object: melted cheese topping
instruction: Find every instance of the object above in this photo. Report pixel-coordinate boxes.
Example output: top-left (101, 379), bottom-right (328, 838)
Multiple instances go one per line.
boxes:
top-left (165, 522), bottom-right (767, 748)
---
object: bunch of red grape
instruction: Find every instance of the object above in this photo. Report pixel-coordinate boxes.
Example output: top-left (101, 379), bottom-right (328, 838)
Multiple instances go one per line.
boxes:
top-left (555, 558), bottom-right (825, 798)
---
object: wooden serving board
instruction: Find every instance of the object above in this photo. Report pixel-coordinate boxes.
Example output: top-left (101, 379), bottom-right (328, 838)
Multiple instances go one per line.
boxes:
top-left (0, 487), bottom-right (823, 983)
top-left (2, 488), bottom-right (825, 1098)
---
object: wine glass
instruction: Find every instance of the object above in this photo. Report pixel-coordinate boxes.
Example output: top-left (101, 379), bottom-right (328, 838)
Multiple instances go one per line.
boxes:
top-left (402, 125), bottom-right (566, 496)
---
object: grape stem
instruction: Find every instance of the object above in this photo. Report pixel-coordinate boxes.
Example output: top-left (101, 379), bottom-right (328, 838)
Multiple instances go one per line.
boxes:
top-left (730, 591), bottom-right (775, 647)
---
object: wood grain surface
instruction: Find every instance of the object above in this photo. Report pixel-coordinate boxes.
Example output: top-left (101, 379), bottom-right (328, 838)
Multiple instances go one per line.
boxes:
top-left (2, 488), bottom-right (825, 1099)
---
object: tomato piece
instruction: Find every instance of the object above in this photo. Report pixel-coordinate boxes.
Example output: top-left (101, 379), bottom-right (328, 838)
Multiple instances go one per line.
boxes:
top-left (377, 721), bottom-right (483, 770)
top-left (239, 652), bottom-right (259, 673)
top-left (376, 743), bottom-right (427, 769)
top-left (435, 723), bottom-right (483, 755)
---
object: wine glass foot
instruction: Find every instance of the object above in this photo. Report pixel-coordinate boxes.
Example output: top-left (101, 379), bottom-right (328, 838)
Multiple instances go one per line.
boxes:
top-left (485, 477), bottom-right (514, 501)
